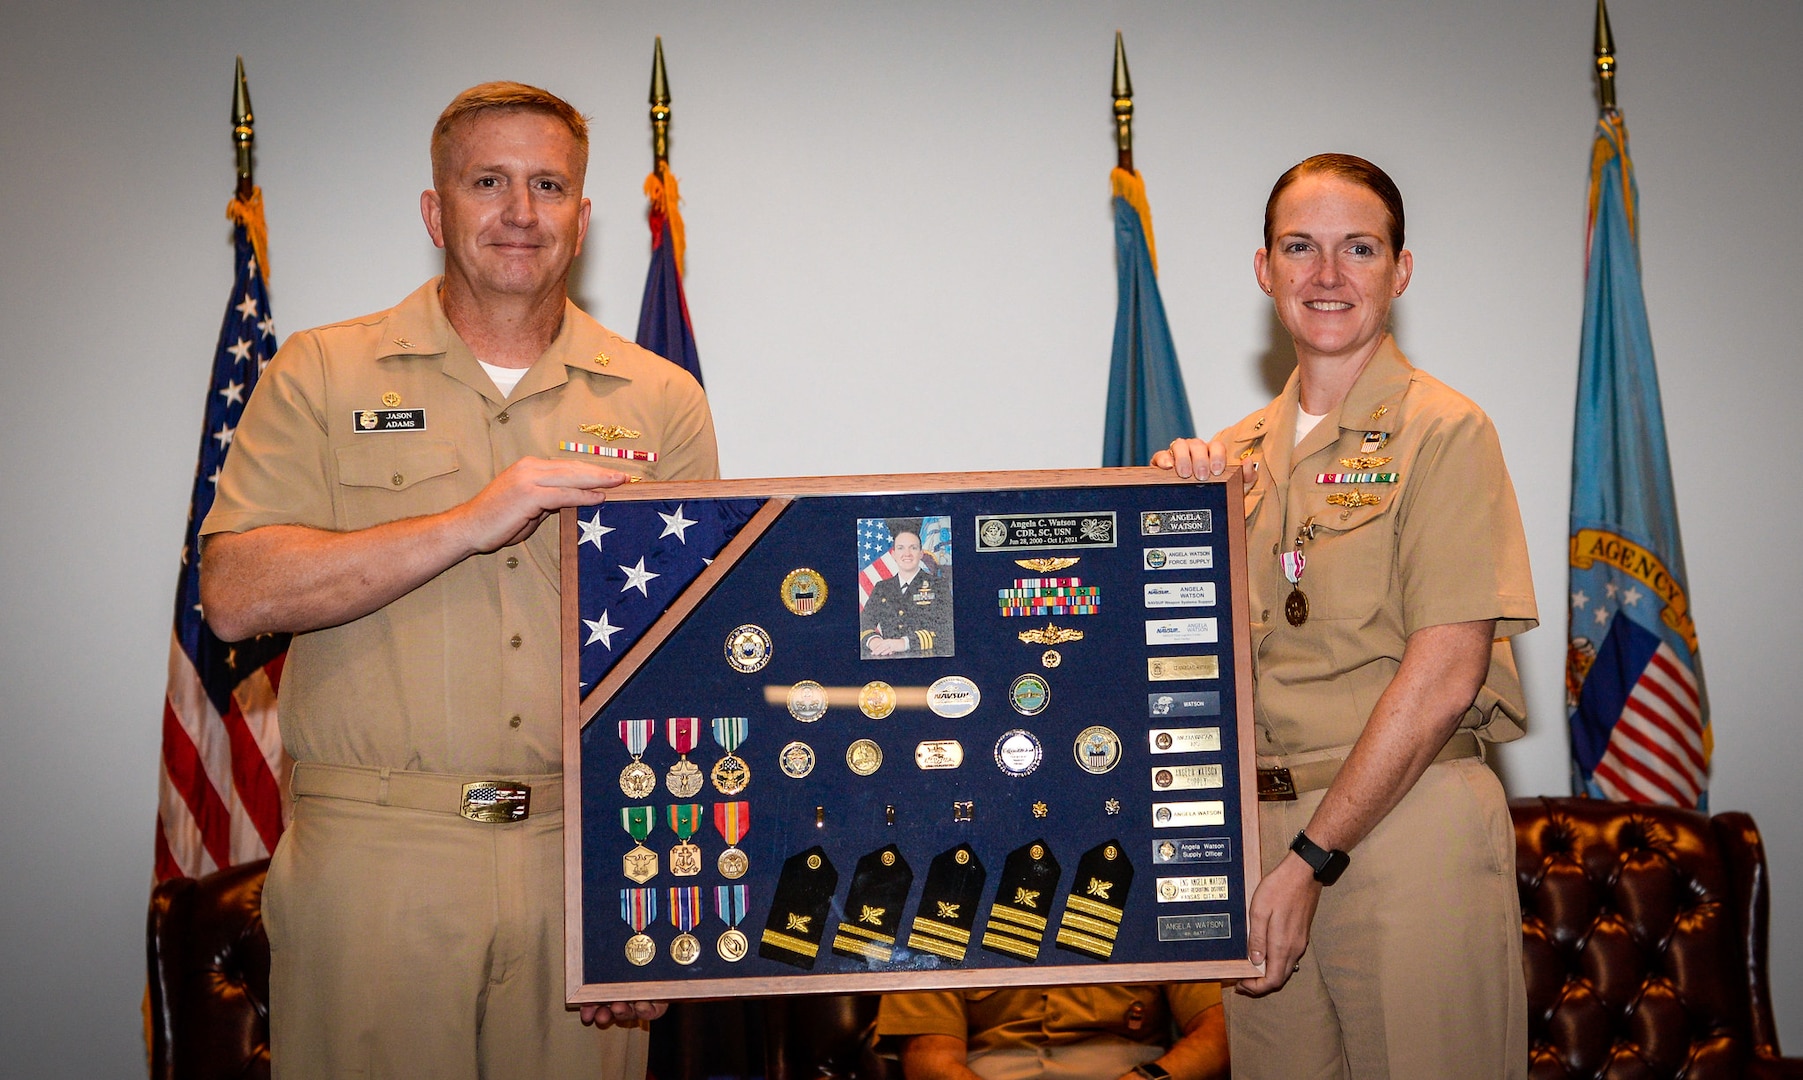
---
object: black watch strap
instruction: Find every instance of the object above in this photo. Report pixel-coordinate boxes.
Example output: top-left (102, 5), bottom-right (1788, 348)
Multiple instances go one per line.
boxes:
top-left (1290, 829), bottom-right (1351, 885)
top-left (1132, 1064), bottom-right (1172, 1080)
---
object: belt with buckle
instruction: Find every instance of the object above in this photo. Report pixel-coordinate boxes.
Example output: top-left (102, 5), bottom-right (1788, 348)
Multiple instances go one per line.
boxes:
top-left (292, 762), bottom-right (559, 822)
top-left (1256, 731), bottom-right (1483, 802)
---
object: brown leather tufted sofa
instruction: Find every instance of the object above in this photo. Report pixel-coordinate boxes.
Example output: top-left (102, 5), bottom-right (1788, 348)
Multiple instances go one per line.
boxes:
top-left (1515, 796), bottom-right (1801, 1079)
top-left (147, 797), bottom-right (1801, 1079)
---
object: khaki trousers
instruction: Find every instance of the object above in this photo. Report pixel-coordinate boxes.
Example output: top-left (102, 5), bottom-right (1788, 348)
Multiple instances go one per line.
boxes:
top-left (1225, 758), bottom-right (1526, 1080)
top-left (265, 781), bottom-right (648, 1080)
top-left (968, 1040), bottom-right (1163, 1080)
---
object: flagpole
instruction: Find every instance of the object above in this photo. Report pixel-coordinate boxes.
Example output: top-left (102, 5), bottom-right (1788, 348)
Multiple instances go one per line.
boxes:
top-left (232, 56), bottom-right (255, 200)
top-left (1112, 31), bottom-right (1133, 174)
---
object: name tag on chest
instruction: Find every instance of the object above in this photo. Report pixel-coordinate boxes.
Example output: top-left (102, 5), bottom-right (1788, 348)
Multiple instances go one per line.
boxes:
top-left (353, 409), bottom-right (426, 433)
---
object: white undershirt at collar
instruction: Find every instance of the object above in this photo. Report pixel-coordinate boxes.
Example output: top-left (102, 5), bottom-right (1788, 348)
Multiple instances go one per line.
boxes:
top-left (477, 359), bottom-right (529, 398)
top-left (1295, 407), bottom-right (1329, 445)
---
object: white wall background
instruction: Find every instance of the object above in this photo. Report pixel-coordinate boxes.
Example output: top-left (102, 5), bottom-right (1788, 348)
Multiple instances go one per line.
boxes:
top-left (3, 1), bottom-right (1799, 1073)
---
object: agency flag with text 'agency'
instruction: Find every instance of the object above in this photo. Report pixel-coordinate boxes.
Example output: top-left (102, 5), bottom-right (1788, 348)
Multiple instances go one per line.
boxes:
top-left (636, 162), bottom-right (703, 385)
top-left (155, 192), bottom-right (291, 881)
top-left (1566, 115), bottom-right (1710, 808)
top-left (1102, 167), bottom-right (1195, 467)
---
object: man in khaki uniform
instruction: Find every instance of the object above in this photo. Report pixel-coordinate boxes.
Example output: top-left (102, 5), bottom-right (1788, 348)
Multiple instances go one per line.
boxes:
top-left (877, 984), bottom-right (1228, 1080)
top-left (200, 82), bottom-right (714, 1079)
top-left (1158, 155), bottom-right (1535, 1077)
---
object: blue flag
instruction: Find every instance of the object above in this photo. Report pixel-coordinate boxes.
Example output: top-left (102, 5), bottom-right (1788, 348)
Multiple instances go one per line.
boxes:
top-left (1566, 115), bottom-right (1710, 807)
top-left (636, 163), bottom-right (703, 385)
top-left (1102, 168), bottom-right (1195, 467)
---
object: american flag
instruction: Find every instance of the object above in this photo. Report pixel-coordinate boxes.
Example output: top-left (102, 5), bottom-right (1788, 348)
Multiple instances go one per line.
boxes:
top-left (856, 518), bottom-right (898, 611)
top-left (576, 498), bottom-right (763, 694)
top-left (155, 196), bottom-right (291, 882)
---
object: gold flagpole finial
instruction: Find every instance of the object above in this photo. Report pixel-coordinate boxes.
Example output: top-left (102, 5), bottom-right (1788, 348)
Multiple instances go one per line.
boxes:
top-left (649, 36), bottom-right (671, 166)
top-left (232, 56), bottom-right (255, 199)
top-left (1593, 0), bottom-right (1618, 115)
top-left (1112, 31), bottom-right (1134, 172)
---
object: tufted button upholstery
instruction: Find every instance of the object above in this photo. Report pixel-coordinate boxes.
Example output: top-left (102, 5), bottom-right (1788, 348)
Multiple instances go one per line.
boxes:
top-left (1512, 797), bottom-right (1802, 1080)
top-left (147, 859), bottom-right (270, 1080)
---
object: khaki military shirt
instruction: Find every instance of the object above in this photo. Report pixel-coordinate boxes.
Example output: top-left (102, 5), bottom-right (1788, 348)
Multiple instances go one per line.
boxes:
top-left (1221, 336), bottom-right (1536, 758)
top-left (876, 983), bottom-right (1222, 1055)
top-left (201, 278), bottom-right (718, 775)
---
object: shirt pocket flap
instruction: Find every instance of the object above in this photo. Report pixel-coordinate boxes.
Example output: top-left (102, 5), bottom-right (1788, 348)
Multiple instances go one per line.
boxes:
top-left (335, 438), bottom-right (459, 492)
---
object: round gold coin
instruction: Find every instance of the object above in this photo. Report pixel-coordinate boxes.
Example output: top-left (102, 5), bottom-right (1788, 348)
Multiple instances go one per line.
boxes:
top-left (718, 846), bottom-right (749, 879)
top-left (717, 927), bottom-right (749, 962)
top-left (665, 758), bottom-right (703, 798)
top-left (670, 932), bottom-right (701, 966)
top-left (787, 680), bottom-right (828, 723)
top-left (780, 568), bottom-right (828, 616)
top-left (859, 680), bottom-right (896, 719)
top-left (711, 754), bottom-right (751, 795)
top-left (625, 933), bottom-right (656, 966)
top-left (846, 738), bottom-right (884, 776)
top-left (779, 741), bottom-right (816, 778)
top-left (619, 760), bottom-right (656, 799)
top-left (1041, 649), bottom-right (1062, 669)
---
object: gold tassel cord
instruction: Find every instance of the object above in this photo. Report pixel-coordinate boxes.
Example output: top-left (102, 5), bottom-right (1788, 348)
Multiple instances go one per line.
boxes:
top-left (1110, 167), bottom-right (1158, 274)
top-left (226, 187), bottom-right (271, 287)
top-left (1586, 114), bottom-right (1636, 244)
top-left (643, 162), bottom-right (687, 277)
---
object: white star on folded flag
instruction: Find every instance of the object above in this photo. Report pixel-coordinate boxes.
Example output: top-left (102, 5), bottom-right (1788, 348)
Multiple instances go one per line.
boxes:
top-left (578, 510), bottom-right (614, 550)
top-left (585, 610), bottom-right (622, 648)
top-left (219, 380), bottom-right (245, 406)
top-left (619, 557), bottom-right (660, 596)
top-left (659, 504), bottom-right (697, 543)
top-left (227, 339), bottom-right (254, 363)
top-left (234, 296), bottom-right (258, 320)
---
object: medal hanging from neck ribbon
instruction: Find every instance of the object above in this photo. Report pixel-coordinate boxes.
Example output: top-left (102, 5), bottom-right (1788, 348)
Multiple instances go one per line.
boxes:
top-left (715, 883), bottom-right (749, 961)
top-left (620, 887), bottom-right (657, 966)
top-left (1283, 517), bottom-right (1316, 627)
top-left (667, 803), bottom-right (703, 877)
top-left (668, 885), bottom-right (703, 965)
top-left (621, 805), bottom-right (659, 883)
top-left (711, 716), bottom-right (751, 795)
top-left (618, 718), bottom-right (656, 799)
top-left (665, 716), bottom-right (703, 798)
top-left (714, 800), bottom-right (750, 879)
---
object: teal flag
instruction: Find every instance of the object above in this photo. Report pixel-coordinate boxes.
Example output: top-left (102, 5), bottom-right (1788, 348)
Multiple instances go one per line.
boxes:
top-left (1566, 114), bottom-right (1710, 807)
top-left (1103, 169), bottom-right (1194, 466)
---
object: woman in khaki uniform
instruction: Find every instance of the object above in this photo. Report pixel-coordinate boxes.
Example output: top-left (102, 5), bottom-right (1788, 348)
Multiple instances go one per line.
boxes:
top-left (1155, 155), bottom-right (1536, 1078)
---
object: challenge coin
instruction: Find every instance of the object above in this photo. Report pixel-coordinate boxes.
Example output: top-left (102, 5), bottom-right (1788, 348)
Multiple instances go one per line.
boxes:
top-left (846, 738), bottom-right (884, 776)
top-left (927, 676), bottom-right (980, 718)
top-left (914, 739), bottom-right (964, 770)
top-left (779, 741), bottom-right (816, 779)
top-left (859, 680), bottom-right (896, 719)
top-left (780, 569), bottom-right (828, 616)
top-left (1073, 725), bottom-right (1122, 775)
top-left (725, 624), bottom-right (772, 673)
top-left (994, 729), bottom-right (1044, 777)
top-left (1008, 673), bottom-right (1050, 716)
top-left (787, 680), bottom-right (828, 723)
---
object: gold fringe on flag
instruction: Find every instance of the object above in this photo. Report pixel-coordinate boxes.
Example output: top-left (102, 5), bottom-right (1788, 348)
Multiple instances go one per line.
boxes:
top-left (227, 187), bottom-right (271, 287)
top-left (644, 162), bottom-right (687, 276)
top-left (1110, 167), bottom-right (1158, 274)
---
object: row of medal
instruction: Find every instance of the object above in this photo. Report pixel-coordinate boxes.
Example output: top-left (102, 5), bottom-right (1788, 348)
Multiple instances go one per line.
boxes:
top-left (620, 884), bottom-right (750, 967)
top-left (620, 801), bottom-right (749, 883)
top-left (618, 717), bottom-right (748, 799)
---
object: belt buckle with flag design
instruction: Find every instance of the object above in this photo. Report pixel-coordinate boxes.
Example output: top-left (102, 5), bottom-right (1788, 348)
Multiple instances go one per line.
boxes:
top-left (461, 780), bottom-right (530, 823)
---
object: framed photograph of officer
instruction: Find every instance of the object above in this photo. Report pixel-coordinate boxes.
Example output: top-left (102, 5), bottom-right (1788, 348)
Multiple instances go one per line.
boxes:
top-left (857, 515), bottom-right (954, 659)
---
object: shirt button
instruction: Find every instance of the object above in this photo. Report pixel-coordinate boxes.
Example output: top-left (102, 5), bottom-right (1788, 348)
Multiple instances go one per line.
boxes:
top-left (1261, 609), bottom-right (1270, 621)
top-left (391, 473), bottom-right (404, 487)
top-left (509, 714), bottom-right (523, 729)
top-left (497, 412), bottom-right (510, 424)
top-left (505, 556), bottom-right (519, 569)
top-left (509, 634), bottom-right (522, 649)
top-left (1272, 542), bottom-right (1280, 555)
